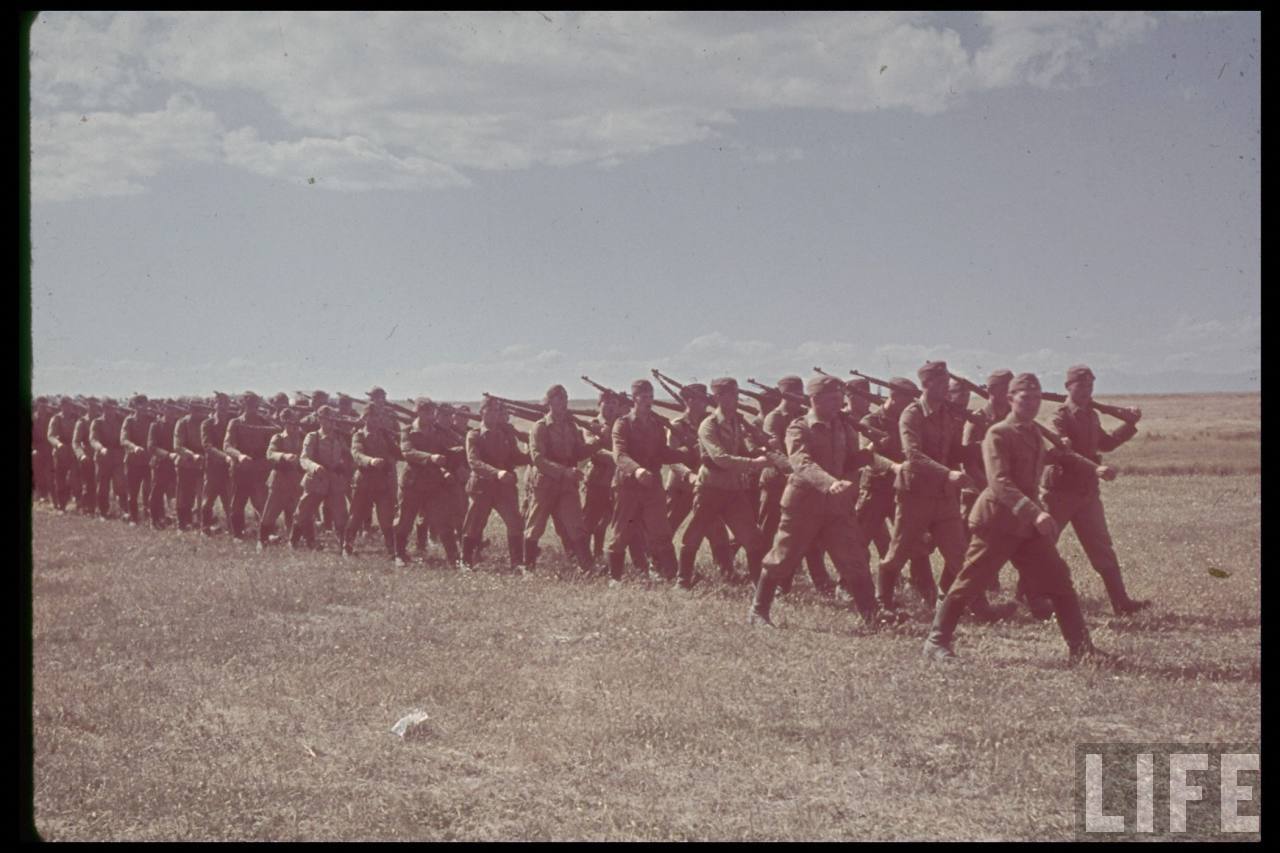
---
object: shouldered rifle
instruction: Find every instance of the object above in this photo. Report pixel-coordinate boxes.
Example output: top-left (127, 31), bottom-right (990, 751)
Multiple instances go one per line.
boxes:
top-left (649, 369), bottom-right (759, 416)
top-left (1038, 390), bottom-right (1140, 424)
top-left (851, 369), bottom-right (983, 426)
top-left (747, 378), bottom-right (809, 409)
top-left (813, 367), bottom-right (886, 405)
top-left (649, 369), bottom-right (687, 411)
top-left (947, 372), bottom-right (989, 401)
top-left (580, 375), bottom-right (681, 417)
top-left (484, 393), bottom-right (592, 432)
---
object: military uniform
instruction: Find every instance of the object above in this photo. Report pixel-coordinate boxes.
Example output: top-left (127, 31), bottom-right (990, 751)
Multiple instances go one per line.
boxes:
top-left (751, 377), bottom-right (895, 625)
top-left (926, 374), bottom-right (1100, 661)
top-left (90, 405), bottom-right (128, 517)
top-left (119, 401), bottom-right (155, 525)
top-left (605, 395), bottom-right (683, 581)
top-left (295, 418), bottom-right (352, 547)
top-left (522, 396), bottom-right (595, 572)
top-left (32, 400), bottom-right (55, 504)
top-left (345, 412), bottom-right (402, 557)
top-left (665, 403), bottom-right (736, 579)
top-left (72, 404), bottom-right (98, 514)
top-left (172, 406), bottom-right (208, 530)
top-left (394, 408), bottom-right (459, 565)
top-left (1041, 365), bottom-right (1146, 614)
top-left (146, 408), bottom-right (180, 528)
top-left (258, 421), bottom-right (306, 547)
top-left (223, 399), bottom-right (275, 538)
top-left (461, 415), bottom-right (530, 568)
top-left (46, 404), bottom-right (81, 511)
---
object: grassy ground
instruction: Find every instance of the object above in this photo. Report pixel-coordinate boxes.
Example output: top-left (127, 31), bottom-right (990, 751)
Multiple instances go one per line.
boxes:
top-left (28, 394), bottom-right (1260, 840)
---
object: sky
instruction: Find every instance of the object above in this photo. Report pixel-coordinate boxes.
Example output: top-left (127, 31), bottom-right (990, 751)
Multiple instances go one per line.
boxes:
top-left (26, 11), bottom-right (1260, 400)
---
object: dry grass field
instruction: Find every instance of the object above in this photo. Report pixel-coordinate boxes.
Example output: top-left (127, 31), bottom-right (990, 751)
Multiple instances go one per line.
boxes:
top-left (27, 393), bottom-right (1260, 840)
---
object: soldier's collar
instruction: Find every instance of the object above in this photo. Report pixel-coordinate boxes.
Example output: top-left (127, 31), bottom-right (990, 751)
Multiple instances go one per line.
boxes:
top-left (919, 396), bottom-right (942, 418)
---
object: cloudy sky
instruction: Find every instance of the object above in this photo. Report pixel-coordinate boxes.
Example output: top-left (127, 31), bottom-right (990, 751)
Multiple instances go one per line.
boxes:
top-left (27, 11), bottom-right (1259, 399)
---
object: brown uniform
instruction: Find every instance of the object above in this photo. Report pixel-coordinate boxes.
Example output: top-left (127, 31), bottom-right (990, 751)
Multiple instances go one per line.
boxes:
top-left (345, 420), bottom-right (402, 556)
top-left (223, 413), bottom-right (274, 538)
top-left (522, 412), bottom-right (594, 571)
top-left (46, 410), bottom-right (79, 511)
top-left (394, 419), bottom-right (458, 563)
top-left (875, 397), bottom-right (967, 610)
top-left (295, 429), bottom-right (352, 546)
top-left (172, 411), bottom-right (206, 530)
top-left (200, 413), bottom-right (234, 531)
top-left (120, 411), bottom-right (155, 524)
top-left (760, 410), bottom-right (892, 614)
top-left (90, 410), bottom-right (127, 517)
top-left (461, 422), bottom-right (531, 568)
top-left (677, 409), bottom-right (768, 584)
top-left (1041, 402), bottom-right (1142, 612)
top-left (72, 412), bottom-right (97, 514)
top-left (605, 409), bottom-right (683, 580)
top-left (666, 411), bottom-right (735, 576)
top-left (32, 405), bottom-right (54, 503)
top-left (928, 415), bottom-right (1097, 655)
top-left (146, 413), bottom-right (179, 527)
top-left (258, 429), bottom-right (305, 545)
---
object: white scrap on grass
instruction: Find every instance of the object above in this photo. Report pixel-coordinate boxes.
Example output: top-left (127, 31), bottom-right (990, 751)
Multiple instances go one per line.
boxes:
top-left (391, 709), bottom-right (431, 738)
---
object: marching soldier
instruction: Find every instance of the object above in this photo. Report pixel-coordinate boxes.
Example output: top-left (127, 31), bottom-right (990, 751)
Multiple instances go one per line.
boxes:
top-left (146, 402), bottom-right (182, 529)
top-left (522, 383), bottom-right (596, 574)
top-left (1042, 365), bottom-right (1150, 615)
top-left (172, 400), bottom-right (209, 531)
top-left (119, 394), bottom-right (155, 526)
top-left (295, 406), bottom-right (352, 549)
top-left (257, 408), bottom-right (306, 550)
top-left (46, 397), bottom-right (81, 512)
top-left (90, 398), bottom-right (128, 518)
top-left (677, 378), bottom-right (772, 587)
top-left (461, 398), bottom-right (531, 571)
top-left (666, 384), bottom-right (739, 582)
top-left (32, 397), bottom-right (55, 504)
top-left (924, 373), bottom-right (1110, 663)
top-left (344, 390), bottom-right (402, 559)
top-left (582, 391), bottom-right (624, 562)
top-left (223, 391), bottom-right (274, 539)
top-left (200, 393), bottom-right (235, 534)
top-left (72, 398), bottom-right (101, 515)
top-left (605, 380), bottom-right (684, 585)
top-left (749, 375), bottom-right (897, 627)
top-left (393, 398), bottom-right (459, 568)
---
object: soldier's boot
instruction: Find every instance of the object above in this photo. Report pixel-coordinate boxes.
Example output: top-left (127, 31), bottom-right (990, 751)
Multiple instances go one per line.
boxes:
top-left (461, 537), bottom-right (480, 569)
top-left (923, 592), bottom-right (967, 661)
top-left (522, 538), bottom-right (540, 573)
top-left (909, 556), bottom-right (938, 610)
top-left (415, 523), bottom-right (430, 557)
top-left (1049, 592), bottom-right (1111, 664)
top-left (1098, 567), bottom-right (1151, 615)
top-left (839, 570), bottom-right (883, 628)
top-left (506, 534), bottom-right (524, 572)
top-left (607, 550), bottom-right (627, 582)
top-left (1015, 576), bottom-right (1056, 620)
top-left (437, 530), bottom-right (459, 567)
top-left (749, 573), bottom-right (781, 627)
top-left (875, 560), bottom-right (901, 612)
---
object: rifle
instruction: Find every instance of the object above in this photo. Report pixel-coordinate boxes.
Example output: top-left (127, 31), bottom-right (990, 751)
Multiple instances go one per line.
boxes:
top-left (947, 372), bottom-right (990, 401)
top-left (647, 370), bottom-right (759, 417)
top-left (813, 367), bottom-right (887, 406)
top-left (1038, 391), bottom-right (1140, 424)
top-left (747, 378), bottom-right (809, 408)
top-left (649, 369), bottom-right (687, 411)
top-left (580, 376), bottom-right (681, 416)
top-left (484, 393), bottom-right (594, 432)
top-left (850, 369), bottom-right (983, 427)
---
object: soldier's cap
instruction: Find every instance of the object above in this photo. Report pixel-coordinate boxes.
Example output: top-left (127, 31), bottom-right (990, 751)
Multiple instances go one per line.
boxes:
top-left (270, 392), bottom-right (289, 405)
top-left (60, 395), bottom-right (78, 407)
top-left (986, 369), bottom-right (1014, 389)
top-left (544, 384), bottom-right (568, 403)
top-left (212, 391), bottom-right (231, 403)
top-left (101, 397), bottom-right (119, 408)
top-left (1065, 364), bottom-right (1095, 386)
top-left (888, 376), bottom-right (919, 395)
top-left (280, 408), bottom-right (300, 423)
top-left (710, 377), bottom-right (738, 393)
top-left (367, 386), bottom-right (387, 401)
top-left (917, 360), bottom-right (948, 385)
top-left (456, 404), bottom-right (471, 413)
top-left (316, 405), bottom-right (338, 419)
top-left (129, 393), bottom-right (148, 407)
top-left (630, 379), bottom-right (654, 397)
top-left (480, 396), bottom-right (505, 414)
top-left (311, 389), bottom-right (329, 401)
top-left (806, 374), bottom-right (844, 396)
top-left (845, 376), bottom-right (871, 393)
top-left (414, 397), bottom-right (438, 412)
top-left (189, 399), bottom-right (213, 411)
top-left (241, 390), bottom-right (261, 403)
top-left (1009, 373), bottom-right (1042, 394)
top-left (679, 382), bottom-right (710, 402)
top-left (778, 375), bottom-right (804, 393)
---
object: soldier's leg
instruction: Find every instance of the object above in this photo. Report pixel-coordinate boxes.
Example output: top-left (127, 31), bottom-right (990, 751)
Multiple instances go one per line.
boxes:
top-left (460, 491), bottom-right (494, 567)
top-left (856, 489), bottom-right (893, 560)
top-left (706, 521), bottom-right (739, 580)
top-left (344, 480), bottom-right (375, 554)
top-left (752, 508), bottom-right (820, 624)
top-left (77, 457), bottom-right (96, 514)
top-left (603, 487), bottom-right (640, 580)
top-left (803, 546), bottom-right (836, 595)
top-left (552, 485), bottom-right (594, 571)
top-left (521, 484), bottom-right (555, 570)
top-left (325, 489), bottom-right (349, 548)
top-left (227, 466), bottom-right (252, 538)
top-left (677, 487), bottom-right (721, 582)
top-left (720, 490), bottom-right (768, 584)
top-left (494, 488), bottom-right (526, 570)
top-left (926, 532), bottom-right (1019, 656)
top-left (666, 485), bottom-right (693, 532)
top-left (50, 451), bottom-right (70, 510)
top-left (1071, 495), bottom-right (1147, 614)
top-left (94, 458), bottom-right (113, 516)
top-left (820, 514), bottom-right (879, 621)
top-left (149, 468), bottom-right (174, 528)
top-left (877, 496), bottom-right (931, 610)
top-left (758, 475), bottom-right (785, 553)
top-left (582, 482), bottom-right (610, 559)
top-left (374, 486), bottom-right (398, 558)
top-left (637, 484), bottom-right (678, 580)
top-left (424, 488), bottom-right (459, 565)
top-left (257, 481), bottom-right (293, 546)
top-left (1012, 536), bottom-right (1095, 657)
top-left (393, 487), bottom-right (424, 561)
top-left (175, 469), bottom-right (197, 529)
top-left (124, 461), bottom-right (147, 524)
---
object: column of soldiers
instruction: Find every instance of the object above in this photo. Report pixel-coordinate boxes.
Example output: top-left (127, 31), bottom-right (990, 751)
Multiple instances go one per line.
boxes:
top-left (31, 360), bottom-right (1148, 664)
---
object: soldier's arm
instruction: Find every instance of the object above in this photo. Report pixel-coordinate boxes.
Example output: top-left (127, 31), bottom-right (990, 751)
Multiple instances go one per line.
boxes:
top-left (299, 432), bottom-right (327, 474)
top-left (349, 429), bottom-right (378, 469)
top-left (859, 411), bottom-right (900, 462)
top-left (120, 416), bottom-right (145, 455)
top-left (465, 429), bottom-right (503, 480)
top-left (73, 419), bottom-right (91, 459)
top-left (46, 415), bottom-right (65, 450)
top-left (530, 421), bottom-right (575, 479)
top-left (784, 419), bottom-right (840, 492)
top-left (266, 432), bottom-right (291, 466)
top-left (200, 418), bottom-right (229, 461)
top-left (985, 429), bottom-right (1044, 527)
top-left (1096, 410), bottom-right (1139, 453)
top-left (698, 417), bottom-right (762, 473)
top-left (612, 418), bottom-right (643, 479)
top-left (399, 426), bottom-right (444, 468)
top-left (90, 419), bottom-right (109, 454)
top-left (221, 420), bottom-right (248, 463)
top-left (899, 405), bottom-right (954, 485)
top-left (146, 420), bottom-right (168, 462)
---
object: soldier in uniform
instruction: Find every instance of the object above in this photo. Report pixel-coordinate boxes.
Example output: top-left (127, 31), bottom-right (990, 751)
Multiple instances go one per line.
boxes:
top-left (665, 383), bottom-right (740, 582)
top-left (677, 377), bottom-right (773, 587)
top-left (223, 391), bottom-right (274, 539)
top-left (394, 398), bottom-right (459, 568)
top-left (606, 379), bottom-right (685, 585)
top-left (32, 397), bottom-right (55, 504)
top-left (257, 408), bottom-right (306, 550)
top-left (522, 384), bottom-right (596, 574)
top-left (344, 390), bottom-right (402, 559)
top-left (90, 398), bottom-right (128, 518)
top-left (46, 397), bottom-right (82, 512)
top-left (172, 400), bottom-right (210, 531)
top-left (428, 404), bottom-right (473, 562)
top-left (582, 391), bottom-right (624, 562)
top-left (749, 375), bottom-right (898, 627)
top-left (873, 362), bottom-right (973, 613)
top-left (200, 393), bottom-right (235, 534)
top-left (119, 394), bottom-right (155, 525)
top-left (72, 398), bottom-right (101, 515)
top-left (923, 373), bottom-right (1109, 663)
top-left (295, 406), bottom-right (352, 549)
top-left (461, 398), bottom-right (531, 571)
top-left (146, 402), bottom-right (183, 529)
top-left (1042, 365), bottom-right (1150, 615)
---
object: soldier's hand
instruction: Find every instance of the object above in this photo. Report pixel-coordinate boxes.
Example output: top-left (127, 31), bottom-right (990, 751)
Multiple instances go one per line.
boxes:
top-left (568, 467), bottom-right (584, 483)
top-left (169, 452), bottom-right (180, 464)
top-left (1096, 465), bottom-right (1117, 482)
top-left (372, 457), bottom-right (388, 470)
top-left (948, 470), bottom-right (975, 491)
top-left (751, 455), bottom-right (772, 472)
top-left (1034, 512), bottom-right (1059, 540)
top-left (827, 479), bottom-right (854, 496)
top-left (498, 470), bottom-right (514, 484)
top-left (1127, 407), bottom-right (1143, 424)
top-left (635, 468), bottom-right (656, 487)
top-left (686, 471), bottom-right (697, 486)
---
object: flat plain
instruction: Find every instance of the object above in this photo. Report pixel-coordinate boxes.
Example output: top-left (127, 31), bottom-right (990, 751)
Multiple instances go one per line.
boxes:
top-left (28, 393), bottom-right (1260, 840)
